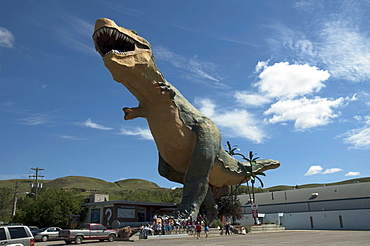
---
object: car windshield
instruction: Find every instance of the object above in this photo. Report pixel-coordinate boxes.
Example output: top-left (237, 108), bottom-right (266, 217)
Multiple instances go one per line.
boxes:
top-left (37, 227), bottom-right (48, 232)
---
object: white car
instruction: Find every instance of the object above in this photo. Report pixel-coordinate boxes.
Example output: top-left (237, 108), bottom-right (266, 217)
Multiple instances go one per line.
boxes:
top-left (34, 227), bottom-right (62, 242)
top-left (0, 225), bottom-right (35, 246)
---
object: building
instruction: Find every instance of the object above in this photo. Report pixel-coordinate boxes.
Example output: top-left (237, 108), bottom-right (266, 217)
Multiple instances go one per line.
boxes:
top-left (84, 194), bottom-right (178, 227)
top-left (237, 182), bottom-right (370, 230)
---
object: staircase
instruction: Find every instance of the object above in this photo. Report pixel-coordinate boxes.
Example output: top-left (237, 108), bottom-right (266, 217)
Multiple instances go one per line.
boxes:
top-left (249, 224), bottom-right (285, 233)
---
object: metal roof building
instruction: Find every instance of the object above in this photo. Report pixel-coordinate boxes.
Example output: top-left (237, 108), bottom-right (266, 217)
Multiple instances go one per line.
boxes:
top-left (237, 182), bottom-right (370, 230)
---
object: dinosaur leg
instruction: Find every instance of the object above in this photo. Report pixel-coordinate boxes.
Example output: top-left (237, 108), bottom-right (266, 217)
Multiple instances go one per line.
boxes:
top-left (180, 121), bottom-right (220, 219)
top-left (200, 186), bottom-right (218, 223)
top-left (159, 154), bottom-right (219, 222)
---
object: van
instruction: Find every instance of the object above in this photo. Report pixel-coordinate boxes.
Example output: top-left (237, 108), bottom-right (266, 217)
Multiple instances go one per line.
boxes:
top-left (0, 225), bottom-right (35, 246)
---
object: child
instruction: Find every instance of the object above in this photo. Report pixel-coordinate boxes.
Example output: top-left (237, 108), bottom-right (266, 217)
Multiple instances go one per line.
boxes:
top-left (195, 222), bottom-right (202, 239)
top-left (204, 224), bottom-right (209, 238)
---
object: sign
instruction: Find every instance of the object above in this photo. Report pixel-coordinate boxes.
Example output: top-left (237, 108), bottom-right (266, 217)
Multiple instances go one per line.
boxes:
top-left (117, 206), bottom-right (135, 219)
top-left (251, 203), bottom-right (258, 210)
top-left (252, 209), bottom-right (258, 218)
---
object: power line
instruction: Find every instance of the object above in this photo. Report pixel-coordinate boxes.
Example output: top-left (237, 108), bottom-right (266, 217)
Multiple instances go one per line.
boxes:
top-left (29, 167), bottom-right (44, 198)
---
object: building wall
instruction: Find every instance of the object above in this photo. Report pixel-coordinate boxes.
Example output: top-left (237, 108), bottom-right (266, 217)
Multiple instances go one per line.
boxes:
top-left (281, 209), bottom-right (370, 230)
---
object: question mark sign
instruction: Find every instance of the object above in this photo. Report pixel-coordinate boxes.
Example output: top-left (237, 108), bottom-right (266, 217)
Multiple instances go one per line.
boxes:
top-left (105, 208), bottom-right (112, 225)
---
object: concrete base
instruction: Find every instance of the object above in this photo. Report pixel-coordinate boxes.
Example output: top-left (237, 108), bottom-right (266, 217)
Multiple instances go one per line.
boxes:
top-left (250, 224), bottom-right (286, 233)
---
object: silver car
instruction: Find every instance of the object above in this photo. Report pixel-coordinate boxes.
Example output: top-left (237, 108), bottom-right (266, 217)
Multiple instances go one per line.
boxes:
top-left (34, 227), bottom-right (62, 242)
top-left (0, 225), bottom-right (35, 246)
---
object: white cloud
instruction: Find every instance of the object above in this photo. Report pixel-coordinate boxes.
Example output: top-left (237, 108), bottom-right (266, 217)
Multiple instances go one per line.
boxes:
top-left (53, 13), bottom-right (96, 55)
top-left (342, 127), bottom-right (370, 149)
top-left (264, 97), bottom-right (345, 130)
top-left (305, 165), bottom-right (323, 176)
top-left (254, 62), bottom-right (329, 99)
top-left (84, 118), bottom-right (113, 130)
top-left (305, 165), bottom-right (343, 176)
top-left (322, 168), bottom-right (343, 174)
top-left (318, 20), bottom-right (370, 82)
top-left (19, 113), bottom-right (53, 125)
top-left (196, 98), bottom-right (266, 143)
top-left (267, 10), bottom-right (370, 83)
top-left (119, 126), bottom-right (153, 140)
top-left (341, 115), bottom-right (370, 149)
top-left (345, 171), bottom-right (361, 177)
top-left (234, 91), bottom-right (271, 107)
top-left (153, 46), bottom-right (226, 88)
top-left (59, 135), bottom-right (87, 141)
top-left (0, 27), bottom-right (14, 48)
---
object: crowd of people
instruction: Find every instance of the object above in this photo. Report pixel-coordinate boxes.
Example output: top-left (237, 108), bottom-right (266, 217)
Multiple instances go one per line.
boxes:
top-left (139, 213), bottom-right (246, 239)
top-left (140, 213), bottom-right (210, 239)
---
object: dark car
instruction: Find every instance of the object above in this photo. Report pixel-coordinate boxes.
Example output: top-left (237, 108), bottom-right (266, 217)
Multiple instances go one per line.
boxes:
top-left (28, 226), bottom-right (39, 235)
top-left (34, 227), bottom-right (62, 242)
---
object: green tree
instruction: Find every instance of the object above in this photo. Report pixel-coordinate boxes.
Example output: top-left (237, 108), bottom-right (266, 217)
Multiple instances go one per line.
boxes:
top-left (0, 187), bottom-right (13, 223)
top-left (12, 188), bottom-right (86, 228)
top-left (224, 141), bottom-right (266, 224)
top-left (118, 189), bottom-right (182, 204)
top-left (217, 195), bottom-right (243, 223)
top-left (241, 151), bottom-right (265, 224)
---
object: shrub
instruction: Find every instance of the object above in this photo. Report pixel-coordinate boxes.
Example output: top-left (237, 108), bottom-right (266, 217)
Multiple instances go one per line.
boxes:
top-left (210, 218), bottom-right (223, 228)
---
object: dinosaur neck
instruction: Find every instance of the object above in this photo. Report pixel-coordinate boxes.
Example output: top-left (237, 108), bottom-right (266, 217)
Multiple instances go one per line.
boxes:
top-left (104, 52), bottom-right (166, 105)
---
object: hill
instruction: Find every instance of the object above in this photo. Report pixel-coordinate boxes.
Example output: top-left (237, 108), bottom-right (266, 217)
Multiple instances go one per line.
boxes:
top-left (264, 177), bottom-right (370, 191)
top-left (0, 176), bottom-right (165, 197)
top-left (1, 176), bottom-right (369, 196)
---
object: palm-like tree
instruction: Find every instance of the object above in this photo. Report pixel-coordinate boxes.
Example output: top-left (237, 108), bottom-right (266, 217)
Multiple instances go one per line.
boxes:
top-left (241, 151), bottom-right (265, 205)
top-left (225, 142), bottom-right (266, 224)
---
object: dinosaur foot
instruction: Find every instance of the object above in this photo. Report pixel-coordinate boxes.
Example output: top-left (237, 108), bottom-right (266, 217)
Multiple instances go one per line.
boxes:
top-left (177, 203), bottom-right (199, 221)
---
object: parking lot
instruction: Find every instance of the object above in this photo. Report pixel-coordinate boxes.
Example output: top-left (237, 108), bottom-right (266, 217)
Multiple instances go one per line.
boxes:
top-left (35, 230), bottom-right (370, 246)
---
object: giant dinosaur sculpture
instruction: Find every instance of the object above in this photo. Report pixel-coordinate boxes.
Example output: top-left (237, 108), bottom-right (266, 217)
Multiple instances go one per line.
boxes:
top-left (93, 18), bottom-right (280, 220)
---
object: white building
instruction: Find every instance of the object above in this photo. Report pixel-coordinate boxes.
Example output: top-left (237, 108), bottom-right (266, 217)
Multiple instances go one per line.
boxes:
top-left (237, 182), bottom-right (370, 230)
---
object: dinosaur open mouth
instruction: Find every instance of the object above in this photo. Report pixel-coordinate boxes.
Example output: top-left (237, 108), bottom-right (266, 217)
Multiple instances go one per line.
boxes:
top-left (93, 27), bottom-right (149, 57)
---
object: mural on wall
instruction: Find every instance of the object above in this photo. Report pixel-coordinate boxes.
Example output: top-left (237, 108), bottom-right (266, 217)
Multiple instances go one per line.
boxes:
top-left (91, 208), bottom-right (100, 223)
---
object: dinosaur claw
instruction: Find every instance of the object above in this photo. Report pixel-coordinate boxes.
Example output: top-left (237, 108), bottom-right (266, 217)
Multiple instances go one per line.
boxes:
top-left (123, 107), bottom-right (134, 120)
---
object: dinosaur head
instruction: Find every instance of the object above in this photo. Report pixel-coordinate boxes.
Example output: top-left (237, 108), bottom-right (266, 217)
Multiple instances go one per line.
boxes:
top-left (93, 18), bottom-right (157, 85)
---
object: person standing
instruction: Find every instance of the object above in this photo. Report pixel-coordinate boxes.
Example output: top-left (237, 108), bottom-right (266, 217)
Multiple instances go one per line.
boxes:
top-left (204, 223), bottom-right (209, 238)
top-left (225, 223), bottom-right (230, 235)
top-left (195, 222), bottom-right (202, 239)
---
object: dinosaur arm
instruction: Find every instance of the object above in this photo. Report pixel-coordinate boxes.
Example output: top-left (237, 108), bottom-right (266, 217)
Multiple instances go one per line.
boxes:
top-left (122, 103), bottom-right (146, 120)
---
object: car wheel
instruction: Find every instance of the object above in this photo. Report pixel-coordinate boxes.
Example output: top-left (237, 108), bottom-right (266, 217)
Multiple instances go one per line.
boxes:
top-left (75, 235), bottom-right (83, 244)
top-left (108, 234), bottom-right (115, 242)
top-left (42, 235), bottom-right (48, 242)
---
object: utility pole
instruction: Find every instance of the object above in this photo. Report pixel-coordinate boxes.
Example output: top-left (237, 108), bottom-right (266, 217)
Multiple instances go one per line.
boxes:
top-left (11, 181), bottom-right (19, 217)
top-left (29, 167), bottom-right (44, 199)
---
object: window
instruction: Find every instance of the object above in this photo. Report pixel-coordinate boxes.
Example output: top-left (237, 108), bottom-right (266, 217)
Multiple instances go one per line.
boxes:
top-left (97, 225), bottom-right (105, 230)
top-left (0, 228), bottom-right (6, 240)
top-left (9, 227), bottom-right (28, 239)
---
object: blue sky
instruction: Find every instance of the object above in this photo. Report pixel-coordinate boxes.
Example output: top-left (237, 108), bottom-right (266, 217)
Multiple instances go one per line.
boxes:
top-left (1, 0), bottom-right (369, 189)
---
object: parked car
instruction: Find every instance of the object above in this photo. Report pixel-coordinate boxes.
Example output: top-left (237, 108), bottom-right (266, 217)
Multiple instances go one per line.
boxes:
top-left (34, 227), bottom-right (62, 242)
top-left (0, 224), bottom-right (35, 246)
top-left (28, 226), bottom-right (39, 235)
top-left (59, 223), bottom-right (116, 244)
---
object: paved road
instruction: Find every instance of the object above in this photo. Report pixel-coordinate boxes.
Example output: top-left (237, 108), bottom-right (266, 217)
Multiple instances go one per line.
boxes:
top-left (36, 230), bottom-right (370, 246)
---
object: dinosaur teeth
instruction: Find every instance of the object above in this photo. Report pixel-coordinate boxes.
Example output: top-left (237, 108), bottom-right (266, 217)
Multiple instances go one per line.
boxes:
top-left (93, 27), bottom-right (136, 45)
